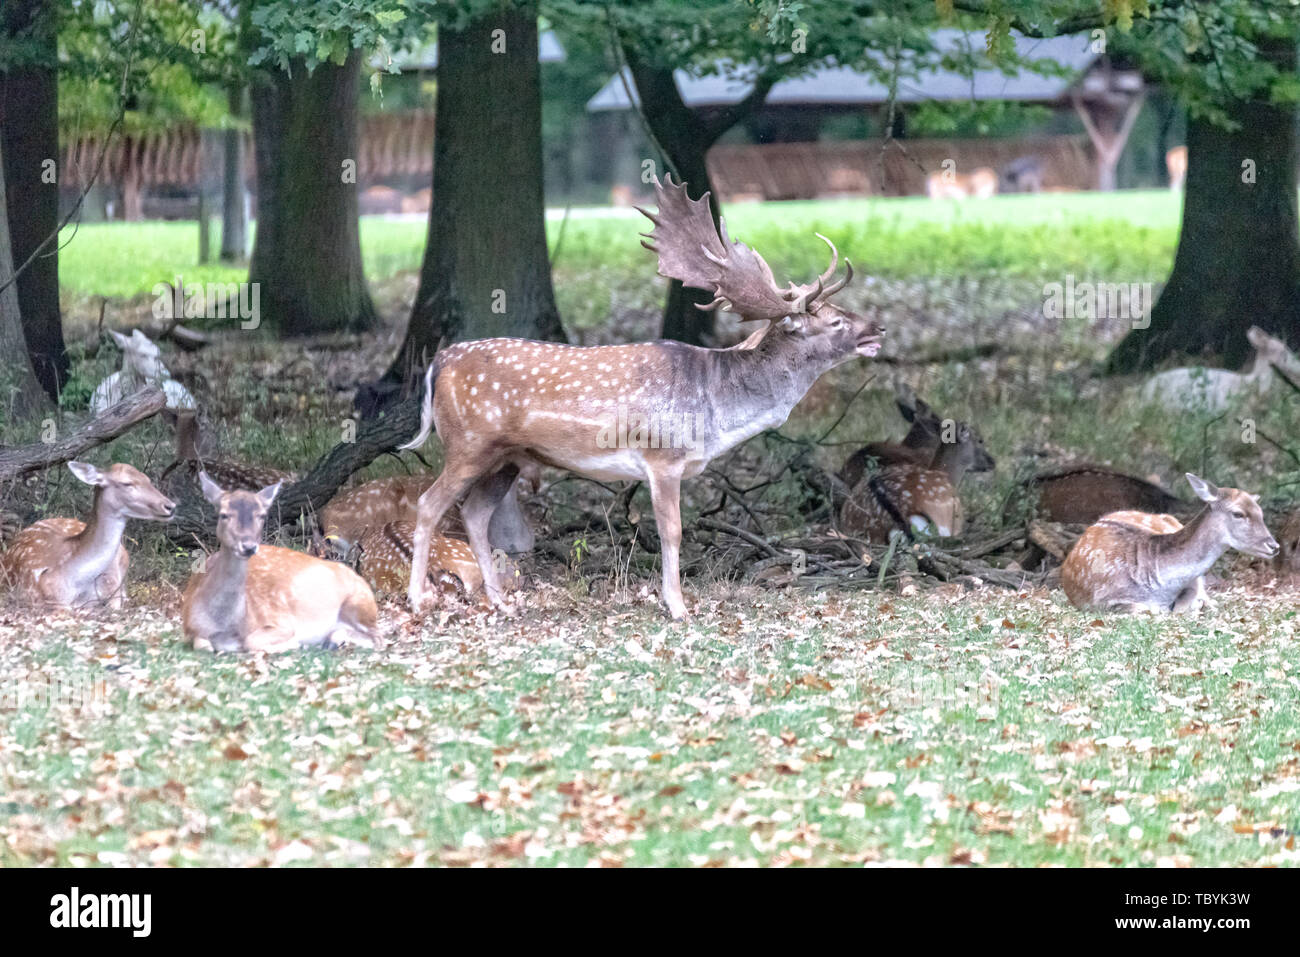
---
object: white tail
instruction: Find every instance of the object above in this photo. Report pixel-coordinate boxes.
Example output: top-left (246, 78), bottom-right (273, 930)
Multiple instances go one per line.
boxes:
top-left (1061, 473), bottom-right (1277, 613)
top-left (401, 174), bottom-right (885, 619)
top-left (181, 474), bottom-right (382, 653)
top-left (90, 328), bottom-right (196, 415)
top-left (0, 462), bottom-right (175, 609)
top-left (840, 422), bottom-right (994, 542)
top-left (1140, 326), bottom-right (1296, 414)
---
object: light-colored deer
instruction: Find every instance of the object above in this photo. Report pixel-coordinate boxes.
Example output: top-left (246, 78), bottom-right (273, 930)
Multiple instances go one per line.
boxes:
top-left (1061, 473), bottom-right (1277, 613)
top-left (926, 167), bottom-right (998, 200)
top-left (839, 422), bottom-right (995, 542)
top-left (1140, 326), bottom-right (1296, 415)
top-left (181, 474), bottom-right (382, 653)
top-left (0, 462), bottom-right (175, 609)
top-left (318, 469), bottom-right (536, 559)
top-left (400, 174), bottom-right (884, 619)
top-left (90, 329), bottom-right (196, 415)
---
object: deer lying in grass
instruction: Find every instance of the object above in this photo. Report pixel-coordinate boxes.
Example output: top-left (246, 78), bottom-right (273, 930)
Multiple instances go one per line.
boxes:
top-left (840, 387), bottom-right (944, 488)
top-left (401, 174), bottom-right (884, 619)
top-left (90, 329), bottom-right (196, 415)
top-left (839, 422), bottom-right (994, 542)
top-left (1061, 473), bottom-right (1277, 613)
top-left (318, 469), bottom-right (536, 559)
top-left (353, 520), bottom-right (520, 604)
top-left (926, 167), bottom-right (998, 199)
top-left (161, 410), bottom-right (297, 492)
top-left (1140, 326), bottom-right (1296, 415)
top-left (182, 474), bottom-right (382, 653)
top-left (0, 462), bottom-right (175, 609)
top-left (1018, 464), bottom-right (1189, 526)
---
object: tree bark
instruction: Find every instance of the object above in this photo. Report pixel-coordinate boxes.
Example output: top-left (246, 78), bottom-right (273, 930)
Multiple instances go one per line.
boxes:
top-left (0, 387), bottom-right (164, 480)
top-left (621, 45), bottom-right (775, 345)
top-left (383, 4), bottom-right (564, 388)
top-left (0, 134), bottom-right (50, 421)
top-left (1107, 41), bottom-right (1300, 372)
top-left (220, 85), bottom-right (248, 262)
top-left (247, 52), bottom-right (376, 336)
top-left (0, 0), bottom-right (66, 401)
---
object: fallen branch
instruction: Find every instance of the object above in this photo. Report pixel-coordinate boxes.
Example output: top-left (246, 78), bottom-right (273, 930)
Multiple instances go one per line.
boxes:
top-left (0, 386), bottom-right (165, 481)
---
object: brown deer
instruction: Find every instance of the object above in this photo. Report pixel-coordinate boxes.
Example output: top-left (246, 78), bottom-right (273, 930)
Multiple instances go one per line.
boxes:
top-left (1061, 474), bottom-right (1277, 613)
top-left (839, 423), bottom-right (995, 542)
top-left (1017, 464), bottom-right (1189, 526)
top-left (354, 520), bottom-right (521, 604)
top-left (840, 387), bottom-right (944, 488)
top-left (1166, 145), bottom-right (1187, 191)
top-left (0, 462), bottom-right (175, 609)
top-left (401, 174), bottom-right (884, 619)
top-left (161, 410), bottom-right (296, 492)
top-left (318, 466), bottom-right (537, 559)
top-left (182, 474), bottom-right (382, 653)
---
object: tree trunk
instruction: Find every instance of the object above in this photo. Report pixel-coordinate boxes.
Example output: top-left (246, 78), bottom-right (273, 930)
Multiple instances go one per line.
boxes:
top-left (384, 4), bottom-right (564, 387)
top-left (1107, 42), bottom-right (1300, 372)
top-left (220, 85), bottom-right (248, 262)
top-left (0, 0), bottom-right (66, 401)
top-left (247, 52), bottom-right (376, 336)
top-left (0, 135), bottom-right (50, 421)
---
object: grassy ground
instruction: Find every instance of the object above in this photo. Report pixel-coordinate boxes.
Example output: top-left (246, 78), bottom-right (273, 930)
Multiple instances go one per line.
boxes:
top-left (5, 190), bottom-right (1300, 866)
top-left (3, 583), bottom-right (1298, 866)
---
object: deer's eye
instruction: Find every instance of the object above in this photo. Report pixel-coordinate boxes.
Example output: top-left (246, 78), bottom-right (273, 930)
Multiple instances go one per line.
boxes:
top-left (1231, 510), bottom-right (1246, 520)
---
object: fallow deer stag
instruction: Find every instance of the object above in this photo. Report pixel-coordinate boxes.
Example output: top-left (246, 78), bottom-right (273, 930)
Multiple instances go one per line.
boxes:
top-left (1061, 474), bottom-right (1277, 613)
top-left (182, 474), bottom-right (382, 653)
top-left (401, 174), bottom-right (884, 619)
top-left (0, 462), bottom-right (175, 609)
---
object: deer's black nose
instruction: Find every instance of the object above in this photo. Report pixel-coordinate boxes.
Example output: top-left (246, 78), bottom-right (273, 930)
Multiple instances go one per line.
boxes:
top-left (240, 544), bottom-right (259, 557)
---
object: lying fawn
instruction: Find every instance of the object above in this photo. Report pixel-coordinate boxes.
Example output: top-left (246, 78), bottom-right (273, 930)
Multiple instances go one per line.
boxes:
top-left (353, 520), bottom-right (522, 604)
top-left (1061, 473), bottom-right (1278, 613)
top-left (840, 388), bottom-right (943, 488)
top-left (1141, 326), bottom-right (1295, 415)
top-left (839, 423), bottom-right (994, 542)
top-left (0, 462), bottom-right (175, 609)
top-left (91, 328), bottom-right (196, 415)
top-left (319, 468), bottom-right (536, 558)
top-left (401, 174), bottom-right (884, 619)
top-left (161, 410), bottom-right (296, 492)
top-left (182, 474), bottom-right (382, 653)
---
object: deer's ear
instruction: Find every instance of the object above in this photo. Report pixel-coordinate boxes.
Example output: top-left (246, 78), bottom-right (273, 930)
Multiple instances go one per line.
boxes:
top-left (255, 481), bottom-right (282, 511)
top-left (1186, 472), bottom-right (1221, 502)
top-left (199, 471), bottom-right (226, 505)
top-left (109, 330), bottom-right (130, 349)
top-left (68, 461), bottom-right (106, 486)
top-left (779, 315), bottom-right (804, 333)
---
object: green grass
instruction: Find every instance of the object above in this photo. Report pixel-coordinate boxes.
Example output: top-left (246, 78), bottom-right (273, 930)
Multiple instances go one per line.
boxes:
top-left (57, 190), bottom-right (1183, 302)
top-left (2, 587), bottom-right (1297, 866)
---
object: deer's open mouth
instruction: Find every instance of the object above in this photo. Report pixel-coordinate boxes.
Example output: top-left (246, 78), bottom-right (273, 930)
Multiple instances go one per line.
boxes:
top-left (856, 335), bottom-right (883, 358)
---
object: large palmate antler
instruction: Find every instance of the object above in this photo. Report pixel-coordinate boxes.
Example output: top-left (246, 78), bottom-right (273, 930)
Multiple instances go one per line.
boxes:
top-left (637, 175), bottom-right (854, 321)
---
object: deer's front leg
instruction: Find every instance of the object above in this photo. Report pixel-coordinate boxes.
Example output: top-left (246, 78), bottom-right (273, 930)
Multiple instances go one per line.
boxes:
top-left (646, 469), bottom-right (687, 620)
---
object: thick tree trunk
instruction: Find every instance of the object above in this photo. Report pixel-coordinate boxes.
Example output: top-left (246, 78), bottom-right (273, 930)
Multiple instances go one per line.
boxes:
top-left (385, 5), bottom-right (564, 387)
top-left (220, 86), bottom-right (248, 262)
top-left (248, 52), bottom-right (376, 336)
top-left (0, 0), bottom-right (66, 401)
top-left (1107, 42), bottom-right (1300, 372)
top-left (0, 136), bottom-right (50, 421)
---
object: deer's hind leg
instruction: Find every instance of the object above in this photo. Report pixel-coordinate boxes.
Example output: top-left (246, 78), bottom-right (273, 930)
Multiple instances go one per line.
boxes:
top-left (461, 463), bottom-right (521, 611)
top-left (409, 455), bottom-right (488, 611)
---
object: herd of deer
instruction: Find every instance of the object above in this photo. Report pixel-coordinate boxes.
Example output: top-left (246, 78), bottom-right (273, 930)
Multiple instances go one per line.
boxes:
top-left (0, 176), bottom-right (1290, 649)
